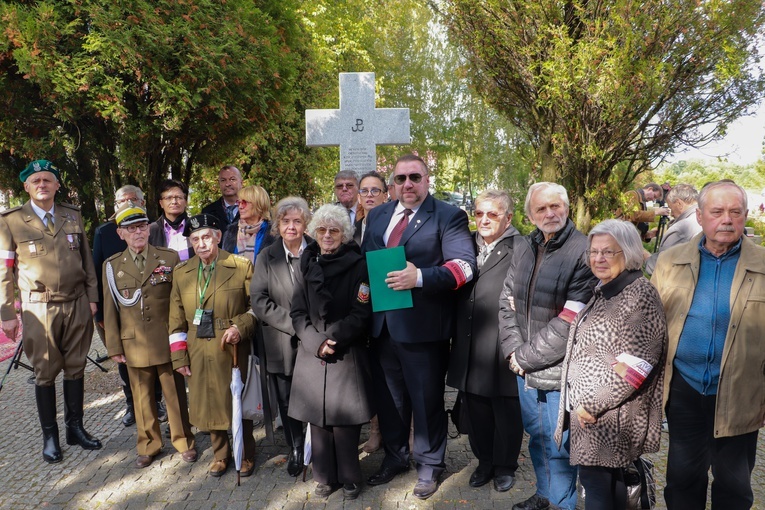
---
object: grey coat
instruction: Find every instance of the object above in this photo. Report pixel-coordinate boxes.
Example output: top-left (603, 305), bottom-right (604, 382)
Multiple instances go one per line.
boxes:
top-left (644, 205), bottom-right (701, 275)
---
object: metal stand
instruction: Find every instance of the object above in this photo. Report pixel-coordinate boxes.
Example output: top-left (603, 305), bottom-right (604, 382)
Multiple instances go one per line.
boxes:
top-left (653, 214), bottom-right (668, 253)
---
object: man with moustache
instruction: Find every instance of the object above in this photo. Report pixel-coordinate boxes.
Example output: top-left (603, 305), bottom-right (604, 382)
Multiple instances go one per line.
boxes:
top-left (169, 213), bottom-right (257, 477)
top-left (498, 182), bottom-right (597, 510)
top-left (362, 153), bottom-right (476, 499)
top-left (103, 203), bottom-right (196, 468)
top-left (202, 165), bottom-right (243, 232)
top-left (653, 180), bottom-right (765, 510)
top-left (333, 170), bottom-right (364, 224)
top-left (0, 160), bottom-right (102, 463)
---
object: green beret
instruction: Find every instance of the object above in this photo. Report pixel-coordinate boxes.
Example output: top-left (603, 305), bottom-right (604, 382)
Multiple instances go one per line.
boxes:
top-left (20, 160), bottom-right (61, 183)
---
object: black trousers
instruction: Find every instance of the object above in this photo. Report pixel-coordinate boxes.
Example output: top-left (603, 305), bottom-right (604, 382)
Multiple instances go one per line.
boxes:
top-left (579, 465), bottom-right (627, 510)
top-left (370, 332), bottom-right (449, 481)
top-left (463, 392), bottom-right (523, 476)
top-left (272, 372), bottom-right (304, 448)
top-left (310, 423), bottom-right (362, 485)
top-left (665, 373), bottom-right (758, 510)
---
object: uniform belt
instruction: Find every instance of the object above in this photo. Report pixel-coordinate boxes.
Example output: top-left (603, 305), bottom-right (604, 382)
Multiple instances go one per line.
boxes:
top-left (27, 290), bottom-right (51, 303)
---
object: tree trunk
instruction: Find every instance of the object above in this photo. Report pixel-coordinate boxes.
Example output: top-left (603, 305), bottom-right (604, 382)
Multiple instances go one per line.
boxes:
top-left (573, 195), bottom-right (592, 233)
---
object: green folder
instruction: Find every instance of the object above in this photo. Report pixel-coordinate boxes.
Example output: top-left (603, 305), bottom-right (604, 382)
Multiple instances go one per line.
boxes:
top-left (365, 246), bottom-right (414, 312)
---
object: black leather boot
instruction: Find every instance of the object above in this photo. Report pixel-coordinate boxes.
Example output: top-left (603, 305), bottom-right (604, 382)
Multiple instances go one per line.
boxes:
top-left (63, 378), bottom-right (102, 450)
top-left (287, 422), bottom-right (304, 477)
top-left (35, 385), bottom-right (62, 463)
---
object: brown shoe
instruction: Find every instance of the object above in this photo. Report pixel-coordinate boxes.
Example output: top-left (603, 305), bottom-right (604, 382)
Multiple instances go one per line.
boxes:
top-left (209, 459), bottom-right (229, 477)
top-left (240, 459), bottom-right (255, 477)
top-left (181, 449), bottom-right (197, 463)
top-left (362, 416), bottom-right (382, 453)
top-left (135, 454), bottom-right (154, 468)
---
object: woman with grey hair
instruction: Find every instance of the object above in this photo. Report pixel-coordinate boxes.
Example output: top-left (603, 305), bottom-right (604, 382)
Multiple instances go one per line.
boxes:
top-left (288, 204), bottom-right (373, 500)
top-left (554, 219), bottom-right (667, 510)
top-left (250, 196), bottom-right (312, 477)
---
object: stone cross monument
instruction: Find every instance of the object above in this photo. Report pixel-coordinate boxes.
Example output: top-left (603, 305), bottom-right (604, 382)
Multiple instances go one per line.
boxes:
top-left (306, 72), bottom-right (410, 175)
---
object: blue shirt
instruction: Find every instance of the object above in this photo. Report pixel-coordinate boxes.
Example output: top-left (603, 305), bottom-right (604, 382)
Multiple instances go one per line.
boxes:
top-left (674, 237), bottom-right (742, 395)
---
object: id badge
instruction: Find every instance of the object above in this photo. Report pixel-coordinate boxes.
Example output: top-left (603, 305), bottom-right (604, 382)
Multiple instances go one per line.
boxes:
top-left (193, 308), bottom-right (204, 326)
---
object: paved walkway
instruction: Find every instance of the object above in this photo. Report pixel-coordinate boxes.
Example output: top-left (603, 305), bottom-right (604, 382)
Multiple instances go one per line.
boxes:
top-left (0, 342), bottom-right (763, 509)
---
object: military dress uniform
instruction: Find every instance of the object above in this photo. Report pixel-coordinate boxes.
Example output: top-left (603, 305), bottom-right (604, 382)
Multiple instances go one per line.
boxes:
top-left (103, 245), bottom-right (195, 460)
top-left (169, 249), bottom-right (257, 471)
top-left (0, 195), bottom-right (102, 462)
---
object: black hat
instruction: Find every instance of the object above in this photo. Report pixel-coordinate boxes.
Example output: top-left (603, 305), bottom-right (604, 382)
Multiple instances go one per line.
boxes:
top-left (188, 213), bottom-right (221, 233)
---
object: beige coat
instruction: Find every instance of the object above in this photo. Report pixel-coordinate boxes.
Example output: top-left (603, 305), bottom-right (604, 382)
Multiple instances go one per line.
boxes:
top-left (653, 233), bottom-right (765, 437)
top-left (102, 245), bottom-right (180, 367)
top-left (169, 251), bottom-right (256, 431)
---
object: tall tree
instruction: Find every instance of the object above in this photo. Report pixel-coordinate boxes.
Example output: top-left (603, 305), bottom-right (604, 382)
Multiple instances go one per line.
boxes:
top-left (0, 0), bottom-right (308, 227)
top-left (444, 0), bottom-right (765, 228)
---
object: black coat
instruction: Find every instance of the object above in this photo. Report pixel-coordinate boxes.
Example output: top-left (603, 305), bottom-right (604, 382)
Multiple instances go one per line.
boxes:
top-left (201, 197), bottom-right (239, 232)
top-left (92, 221), bottom-right (127, 322)
top-left (288, 241), bottom-right (373, 427)
top-left (148, 216), bottom-right (195, 258)
top-left (250, 237), bottom-right (305, 375)
top-left (447, 231), bottom-right (519, 397)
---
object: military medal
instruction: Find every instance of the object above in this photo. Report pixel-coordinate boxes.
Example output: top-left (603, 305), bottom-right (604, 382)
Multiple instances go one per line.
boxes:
top-left (66, 234), bottom-right (77, 250)
top-left (150, 275), bottom-right (157, 286)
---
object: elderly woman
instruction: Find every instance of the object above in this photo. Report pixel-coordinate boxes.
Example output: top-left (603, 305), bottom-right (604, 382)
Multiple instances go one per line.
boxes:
top-left (149, 179), bottom-right (195, 261)
top-left (288, 204), bottom-right (373, 500)
top-left (353, 171), bottom-right (388, 246)
top-left (222, 184), bottom-right (274, 262)
top-left (554, 219), bottom-right (667, 510)
top-left (250, 197), bottom-right (312, 477)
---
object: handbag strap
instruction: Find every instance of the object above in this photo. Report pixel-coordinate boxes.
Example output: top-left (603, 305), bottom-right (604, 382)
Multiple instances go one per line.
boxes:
top-left (634, 458), bottom-right (651, 509)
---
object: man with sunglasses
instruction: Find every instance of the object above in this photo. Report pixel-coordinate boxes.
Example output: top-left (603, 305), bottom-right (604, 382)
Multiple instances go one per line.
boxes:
top-left (333, 170), bottom-right (364, 224)
top-left (361, 153), bottom-right (476, 499)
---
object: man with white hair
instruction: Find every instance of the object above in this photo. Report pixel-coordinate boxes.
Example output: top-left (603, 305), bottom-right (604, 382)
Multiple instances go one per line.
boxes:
top-left (644, 183), bottom-right (702, 275)
top-left (498, 182), bottom-right (597, 510)
top-left (169, 213), bottom-right (257, 478)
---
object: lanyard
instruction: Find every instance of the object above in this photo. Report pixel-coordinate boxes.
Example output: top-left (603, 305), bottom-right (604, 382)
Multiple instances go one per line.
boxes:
top-left (197, 260), bottom-right (215, 307)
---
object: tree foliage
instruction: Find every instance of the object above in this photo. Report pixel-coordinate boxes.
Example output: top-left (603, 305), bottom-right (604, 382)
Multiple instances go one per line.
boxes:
top-left (444, 0), bottom-right (765, 229)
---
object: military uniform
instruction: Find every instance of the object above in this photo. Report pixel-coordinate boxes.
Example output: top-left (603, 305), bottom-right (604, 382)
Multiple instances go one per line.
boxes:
top-left (0, 201), bottom-right (98, 383)
top-left (169, 250), bottom-right (257, 463)
top-left (103, 245), bottom-right (194, 457)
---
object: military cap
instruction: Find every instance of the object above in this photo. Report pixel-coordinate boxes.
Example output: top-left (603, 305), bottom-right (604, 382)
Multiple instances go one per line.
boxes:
top-left (111, 201), bottom-right (149, 227)
top-left (188, 213), bottom-right (221, 233)
top-left (20, 160), bottom-right (61, 183)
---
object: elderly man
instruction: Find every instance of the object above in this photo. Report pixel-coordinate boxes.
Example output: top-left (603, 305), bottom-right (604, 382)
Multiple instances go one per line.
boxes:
top-left (446, 189), bottom-right (523, 493)
top-left (169, 214), bottom-right (257, 477)
top-left (103, 203), bottom-right (196, 468)
top-left (333, 170), bottom-right (364, 224)
top-left (201, 165), bottom-right (243, 232)
top-left (498, 182), bottom-right (597, 510)
top-left (653, 180), bottom-right (765, 510)
top-left (644, 183), bottom-right (702, 275)
top-left (362, 154), bottom-right (476, 499)
top-left (0, 160), bottom-right (102, 463)
top-left (93, 185), bottom-right (165, 427)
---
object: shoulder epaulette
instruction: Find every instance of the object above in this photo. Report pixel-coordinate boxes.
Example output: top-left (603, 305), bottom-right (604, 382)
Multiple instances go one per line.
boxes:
top-left (58, 202), bottom-right (81, 211)
top-left (105, 252), bottom-right (124, 263)
top-left (175, 260), bottom-right (189, 269)
top-left (0, 206), bottom-right (22, 216)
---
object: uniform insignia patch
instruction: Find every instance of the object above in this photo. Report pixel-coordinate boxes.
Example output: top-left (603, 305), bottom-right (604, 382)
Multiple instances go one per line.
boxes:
top-left (357, 283), bottom-right (370, 303)
top-left (190, 217), bottom-right (200, 229)
top-left (117, 271), bottom-right (124, 278)
top-left (122, 289), bottom-right (130, 298)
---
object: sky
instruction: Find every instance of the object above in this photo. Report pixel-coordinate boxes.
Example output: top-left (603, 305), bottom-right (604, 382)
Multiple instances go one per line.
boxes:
top-left (667, 103), bottom-right (765, 166)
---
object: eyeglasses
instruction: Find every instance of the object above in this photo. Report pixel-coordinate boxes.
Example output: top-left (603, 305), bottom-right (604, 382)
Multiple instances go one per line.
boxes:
top-left (236, 199), bottom-right (250, 206)
top-left (335, 183), bottom-right (356, 190)
top-left (121, 223), bottom-right (149, 233)
top-left (586, 249), bottom-right (623, 259)
top-left (315, 226), bottom-right (342, 237)
top-left (116, 196), bottom-right (139, 205)
top-left (160, 195), bottom-right (186, 202)
top-left (393, 173), bottom-right (424, 185)
top-left (475, 210), bottom-right (503, 220)
top-left (359, 188), bottom-right (383, 197)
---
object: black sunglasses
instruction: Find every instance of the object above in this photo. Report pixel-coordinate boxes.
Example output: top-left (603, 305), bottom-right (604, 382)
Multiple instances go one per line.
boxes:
top-left (393, 173), bottom-right (424, 185)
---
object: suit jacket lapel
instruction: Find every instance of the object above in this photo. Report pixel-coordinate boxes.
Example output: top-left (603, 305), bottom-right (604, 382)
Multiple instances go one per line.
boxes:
top-left (271, 242), bottom-right (294, 291)
top-left (399, 195), bottom-right (433, 247)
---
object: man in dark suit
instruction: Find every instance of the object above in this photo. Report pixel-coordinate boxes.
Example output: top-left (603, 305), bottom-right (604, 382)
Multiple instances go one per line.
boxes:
top-left (447, 189), bottom-right (523, 493)
top-left (361, 153), bottom-right (476, 500)
top-left (201, 165), bottom-right (243, 233)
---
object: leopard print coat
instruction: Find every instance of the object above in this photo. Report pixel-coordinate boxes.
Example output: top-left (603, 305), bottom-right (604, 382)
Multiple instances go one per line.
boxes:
top-left (554, 270), bottom-right (667, 468)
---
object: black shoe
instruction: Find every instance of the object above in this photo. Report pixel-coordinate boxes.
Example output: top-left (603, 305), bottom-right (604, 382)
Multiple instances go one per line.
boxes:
top-left (156, 400), bottom-right (167, 423)
top-left (413, 478), bottom-right (438, 499)
top-left (512, 494), bottom-right (550, 510)
top-left (63, 379), bottom-right (103, 450)
top-left (287, 447), bottom-right (303, 477)
top-left (35, 385), bottom-right (62, 464)
top-left (367, 463), bottom-right (409, 486)
top-left (493, 474), bottom-right (515, 492)
top-left (469, 467), bottom-right (493, 487)
top-left (343, 483), bottom-right (362, 500)
top-left (314, 483), bottom-right (341, 498)
top-left (122, 405), bottom-right (136, 427)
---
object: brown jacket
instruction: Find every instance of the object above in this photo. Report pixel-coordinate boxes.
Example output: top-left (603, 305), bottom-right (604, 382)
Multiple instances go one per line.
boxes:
top-left (103, 245), bottom-right (180, 367)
